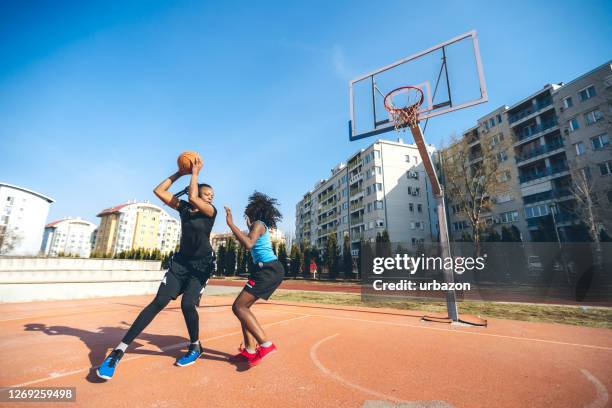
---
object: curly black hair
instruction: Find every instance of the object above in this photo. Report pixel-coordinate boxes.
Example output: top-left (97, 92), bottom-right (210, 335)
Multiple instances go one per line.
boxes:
top-left (244, 191), bottom-right (282, 229)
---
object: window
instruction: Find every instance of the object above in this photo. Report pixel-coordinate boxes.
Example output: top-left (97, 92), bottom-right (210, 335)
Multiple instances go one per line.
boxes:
top-left (607, 190), bottom-right (612, 203)
top-left (500, 211), bottom-right (519, 223)
top-left (375, 200), bottom-right (384, 210)
top-left (599, 161), bottom-right (612, 176)
top-left (374, 150), bottom-right (381, 159)
top-left (591, 134), bottom-right (609, 150)
top-left (342, 188), bottom-right (348, 197)
top-left (563, 97), bottom-right (573, 109)
top-left (405, 155), bottom-right (411, 162)
top-left (496, 150), bottom-right (508, 162)
top-left (366, 203), bottom-right (372, 213)
top-left (491, 133), bottom-right (504, 147)
top-left (579, 85), bottom-right (597, 102)
top-left (409, 203), bottom-right (414, 212)
top-left (342, 202), bottom-right (348, 210)
top-left (413, 156), bottom-right (418, 163)
top-left (417, 204), bottom-right (423, 213)
top-left (375, 183), bottom-right (383, 192)
top-left (407, 186), bottom-right (420, 196)
top-left (376, 220), bottom-right (385, 228)
top-left (569, 117), bottom-right (580, 131)
top-left (496, 114), bottom-right (502, 124)
top-left (574, 142), bottom-right (585, 156)
top-left (375, 166), bottom-right (382, 175)
top-left (366, 186), bottom-right (371, 196)
top-left (406, 170), bottom-right (419, 179)
top-left (585, 109), bottom-right (604, 126)
top-left (489, 118), bottom-right (495, 128)
top-left (411, 221), bottom-right (424, 230)
top-left (525, 204), bottom-right (550, 219)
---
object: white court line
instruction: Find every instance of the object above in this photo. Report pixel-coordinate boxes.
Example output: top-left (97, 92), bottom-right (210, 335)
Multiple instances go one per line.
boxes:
top-left (257, 306), bottom-right (612, 351)
top-left (581, 369), bottom-right (609, 408)
top-left (311, 334), bottom-right (608, 407)
top-left (0, 302), bottom-right (234, 323)
top-left (9, 314), bottom-right (311, 387)
top-left (310, 334), bottom-right (404, 403)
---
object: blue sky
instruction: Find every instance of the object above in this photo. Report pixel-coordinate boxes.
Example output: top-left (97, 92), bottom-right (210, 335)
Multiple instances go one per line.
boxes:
top-left (1, 0), bottom-right (611, 236)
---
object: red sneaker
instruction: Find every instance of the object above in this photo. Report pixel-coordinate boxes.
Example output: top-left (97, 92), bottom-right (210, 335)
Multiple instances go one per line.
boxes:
top-left (248, 343), bottom-right (277, 367)
top-left (229, 345), bottom-right (257, 363)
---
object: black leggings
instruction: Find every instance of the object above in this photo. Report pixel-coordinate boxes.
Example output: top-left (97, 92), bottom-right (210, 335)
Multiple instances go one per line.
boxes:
top-left (121, 293), bottom-right (200, 344)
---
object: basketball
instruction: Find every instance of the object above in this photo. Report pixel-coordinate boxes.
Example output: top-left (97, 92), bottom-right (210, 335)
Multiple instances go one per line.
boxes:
top-left (177, 151), bottom-right (201, 174)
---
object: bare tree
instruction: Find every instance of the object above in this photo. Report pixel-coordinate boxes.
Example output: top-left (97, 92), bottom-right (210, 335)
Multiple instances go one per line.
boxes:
top-left (440, 130), bottom-right (512, 255)
top-left (567, 167), bottom-right (612, 244)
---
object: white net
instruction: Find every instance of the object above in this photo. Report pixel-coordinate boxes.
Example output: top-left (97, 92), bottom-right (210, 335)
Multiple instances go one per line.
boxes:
top-left (384, 86), bottom-right (424, 131)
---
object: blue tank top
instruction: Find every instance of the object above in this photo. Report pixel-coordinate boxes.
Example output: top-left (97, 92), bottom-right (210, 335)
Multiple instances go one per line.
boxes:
top-left (251, 221), bottom-right (277, 264)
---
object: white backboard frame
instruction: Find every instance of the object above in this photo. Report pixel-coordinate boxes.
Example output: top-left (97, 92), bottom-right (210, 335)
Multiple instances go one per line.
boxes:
top-left (349, 30), bottom-right (488, 141)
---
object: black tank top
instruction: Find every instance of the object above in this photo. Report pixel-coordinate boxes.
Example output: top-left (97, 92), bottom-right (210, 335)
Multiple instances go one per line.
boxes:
top-left (176, 200), bottom-right (216, 259)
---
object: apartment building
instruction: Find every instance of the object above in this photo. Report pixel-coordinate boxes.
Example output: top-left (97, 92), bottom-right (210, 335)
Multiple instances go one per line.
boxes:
top-left (555, 62), bottom-right (612, 237)
top-left (94, 201), bottom-right (180, 256)
top-left (443, 61), bottom-right (612, 242)
top-left (41, 217), bottom-right (97, 257)
top-left (0, 183), bottom-right (54, 256)
top-left (295, 139), bottom-right (438, 256)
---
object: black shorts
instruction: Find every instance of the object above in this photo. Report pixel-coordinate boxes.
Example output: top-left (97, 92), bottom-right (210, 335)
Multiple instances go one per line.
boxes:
top-left (244, 260), bottom-right (284, 300)
top-left (157, 253), bottom-right (213, 305)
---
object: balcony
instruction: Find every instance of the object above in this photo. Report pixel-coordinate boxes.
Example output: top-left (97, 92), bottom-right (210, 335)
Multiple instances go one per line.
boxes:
top-left (350, 232), bottom-right (364, 242)
top-left (513, 119), bottom-right (559, 145)
top-left (519, 163), bottom-right (569, 184)
top-left (522, 188), bottom-right (572, 205)
top-left (350, 216), bottom-right (364, 225)
top-left (508, 97), bottom-right (553, 125)
top-left (348, 158), bottom-right (363, 170)
top-left (349, 187), bottom-right (364, 198)
top-left (526, 212), bottom-right (577, 228)
top-left (469, 152), bottom-right (483, 162)
top-left (319, 214), bottom-right (337, 225)
top-left (349, 202), bottom-right (364, 212)
top-left (466, 129), bottom-right (480, 146)
top-left (349, 173), bottom-right (364, 185)
top-left (515, 139), bottom-right (564, 164)
top-left (319, 190), bottom-right (335, 202)
top-left (318, 203), bottom-right (336, 214)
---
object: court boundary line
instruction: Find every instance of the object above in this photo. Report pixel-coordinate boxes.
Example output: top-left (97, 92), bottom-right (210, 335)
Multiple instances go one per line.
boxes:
top-left (9, 314), bottom-right (312, 387)
top-left (256, 305), bottom-right (612, 351)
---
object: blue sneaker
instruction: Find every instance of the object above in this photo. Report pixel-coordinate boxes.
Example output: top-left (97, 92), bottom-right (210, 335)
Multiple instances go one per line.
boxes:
top-left (96, 349), bottom-right (124, 380)
top-left (176, 342), bottom-right (202, 367)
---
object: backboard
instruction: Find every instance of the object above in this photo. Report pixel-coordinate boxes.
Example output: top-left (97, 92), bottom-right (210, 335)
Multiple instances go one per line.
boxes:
top-left (348, 30), bottom-right (487, 141)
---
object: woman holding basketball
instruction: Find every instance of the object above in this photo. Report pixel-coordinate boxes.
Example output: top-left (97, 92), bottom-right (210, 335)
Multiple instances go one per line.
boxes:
top-left (224, 192), bottom-right (284, 367)
top-left (97, 155), bottom-right (216, 380)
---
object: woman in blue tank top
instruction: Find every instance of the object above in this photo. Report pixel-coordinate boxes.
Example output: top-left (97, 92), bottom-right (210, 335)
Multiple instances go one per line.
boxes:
top-left (225, 191), bottom-right (285, 367)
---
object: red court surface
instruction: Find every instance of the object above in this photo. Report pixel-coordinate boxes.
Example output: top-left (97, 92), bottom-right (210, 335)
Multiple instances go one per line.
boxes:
top-left (1, 295), bottom-right (611, 408)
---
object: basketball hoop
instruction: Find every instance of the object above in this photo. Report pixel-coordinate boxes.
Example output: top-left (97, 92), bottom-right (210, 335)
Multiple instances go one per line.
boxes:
top-left (383, 86), bottom-right (424, 131)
